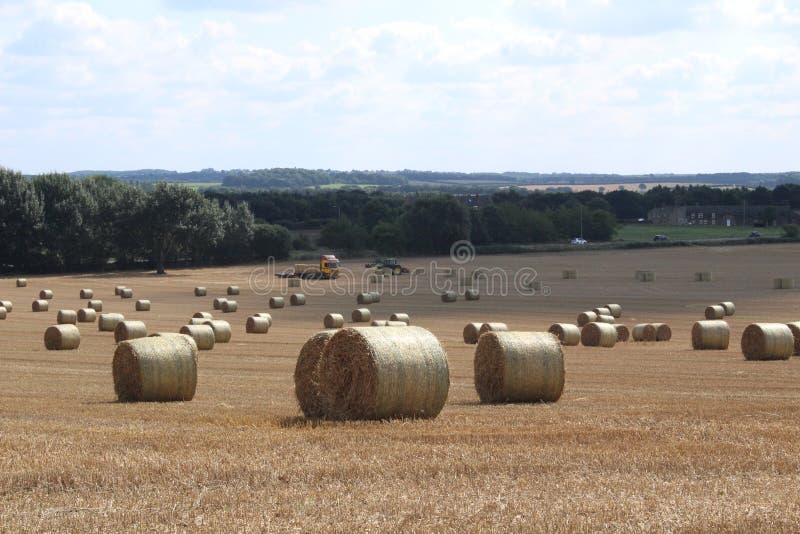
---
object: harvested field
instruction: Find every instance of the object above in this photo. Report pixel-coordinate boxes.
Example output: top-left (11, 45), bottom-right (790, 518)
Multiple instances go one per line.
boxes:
top-left (3, 243), bottom-right (800, 530)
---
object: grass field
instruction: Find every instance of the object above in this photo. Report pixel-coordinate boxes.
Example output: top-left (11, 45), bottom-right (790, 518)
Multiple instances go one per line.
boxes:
top-left (3, 245), bottom-right (800, 530)
top-left (167, 181), bottom-right (222, 190)
top-left (616, 224), bottom-right (784, 241)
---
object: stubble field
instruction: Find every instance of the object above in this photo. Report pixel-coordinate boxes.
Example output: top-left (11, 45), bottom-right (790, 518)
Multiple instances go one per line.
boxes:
top-left (2, 244), bottom-right (800, 532)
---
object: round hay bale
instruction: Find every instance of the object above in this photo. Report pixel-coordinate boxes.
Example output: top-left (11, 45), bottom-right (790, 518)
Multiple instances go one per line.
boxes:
top-left (44, 324), bottom-right (80, 351)
top-left (202, 320), bottom-right (232, 343)
top-left (32, 299), bottom-right (49, 312)
top-left (0, 300), bottom-right (12, 312)
top-left (386, 321), bottom-right (407, 327)
top-left (119, 288), bottom-right (133, 299)
top-left (56, 309), bottom-right (77, 325)
top-left (193, 311), bottom-right (213, 319)
top-left (463, 322), bottom-right (483, 344)
top-left (88, 300), bottom-right (103, 312)
top-left (227, 285), bottom-right (240, 295)
top-left (389, 313), bottom-right (410, 325)
top-left (135, 300), bottom-right (151, 312)
top-left (441, 291), bottom-right (457, 303)
top-left (188, 318), bottom-right (208, 325)
top-left (318, 326), bottom-right (450, 420)
top-left (269, 297), bottom-right (285, 309)
top-left (16, 278), bottom-right (27, 287)
top-left (719, 301), bottom-right (735, 316)
top-left (371, 320), bottom-right (389, 326)
top-left (548, 323), bottom-right (580, 346)
top-left (114, 320), bottom-right (148, 343)
top-left (474, 331), bottom-right (564, 404)
top-left (605, 304), bottom-right (622, 318)
top-left (0, 307), bottom-right (6, 320)
top-left (782, 278), bottom-right (795, 289)
top-left (596, 314), bottom-right (616, 324)
top-left (352, 308), bottom-right (371, 323)
top-left (294, 330), bottom-right (338, 418)
top-left (577, 311), bottom-right (598, 327)
top-left (77, 308), bottom-right (97, 323)
top-left (114, 285), bottom-right (125, 296)
top-left (742, 323), bottom-right (794, 360)
top-left (39, 289), bottom-right (54, 300)
top-left (480, 323), bottom-right (508, 336)
top-left (615, 324), bottom-right (630, 342)
top-left (644, 323), bottom-right (672, 342)
top-left (324, 313), bottom-right (345, 329)
top-left (290, 293), bottom-right (306, 306)
top-left (369, 291), bottom-right (381, 303)
top-left (112, 335), bottom-right (198, 402)
top-left (98, 313), bottom-right (124, 332)
top-left (464, 288), bottom-right (480, 301)
top-left (79, 289), bottom-right (94, 299)
top-left (692, 320), bottom-right (730, 350)
top-left (253, 312), bottom-right (273, 326)
top-left (246, 316), bottom-right (269, 334)
top-left (632, 323), bottom-right (650, 341)
top-left (221, 300), bottom-right (238, 313)
top-left (705, 305), bottom-right (725, 320)
top-left (593, 307), bottom-right (611, 317)
top-left (194, 287), bottom-right (207, 297)
top-left (213, 297), bottom-right (227, 310)
top-left (562, 270), bottom-right (577, 279)
top-left (786, 322), bottom-right (800, 355)
top-left (178, 325), bottom-right (216, 350)
top-left (357, 292), bottom-right (375, 305)
top-left (581, 322), bottom-right (617, 348)
top-left (288, 278), bottom-right (301, 288)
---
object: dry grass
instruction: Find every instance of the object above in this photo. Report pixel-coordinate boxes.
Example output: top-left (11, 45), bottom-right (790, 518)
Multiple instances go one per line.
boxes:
top-left (4, 245), bottom-right (800, 530)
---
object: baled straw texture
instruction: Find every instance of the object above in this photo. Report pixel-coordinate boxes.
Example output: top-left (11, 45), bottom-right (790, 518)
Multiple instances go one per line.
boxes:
top-left (694, 272), bottom-right (713, 282)
top-left (464, 288), bottom-right (480, 301)
top-left (253, 312), bottom-right (272, 325)
top-left (593, 307), bottom-right (611, 317)
top-left (39, 289), bottom-right (54, 300)
top-left (389, 313), bottom-right (410, 324)
top-left (704, 305), bottom-right (725, 320)
top-left (114, 285), bottom-right (125, 296)
top-left (193, 311), bottom-right (213, 319)
top-left (774, 278), bottom-right (795, 289)
top-left (480, 322), bottom-right (508, 336)
top-left (596, 314), bottom-right (616, 324)
top-left (44, 324), bottom-right (80, 350)
top-left (290, 293), bottom-right (306, 306)
top-left (786, 322), bottom-right (800, 355)
top-left (632, 324), bottom-right (649, 341)
top-left (202, 320), bottom-right (232, 343)
top-left (441, 291), bottom-right (458, 303)
top-left (79, 289), bottom-right (94, 299)
top-left (371, 320), bottom-right (388, 326)
top-left (324, 313), bottom-right (345, 329)
top-left (605, 304), bottom-right (623, 318)
top-left (692, 320), bottom-right (730, 350)
top-left (577, 311), bottom-right (598, 327)
top-left (213, 297), bottom-right (227, 310)
top-left (369, 292), bottom-right (381, 303)
top-left (269, 297), bottom-right (285, 309)
top-left (0, 307), bottom-right (6, 320)
top-left (318, 326), bottom-right (450, 420)
top-left (386, 321), bottom-right (407, 327)
top-left (644, 323), bottom-right (672, 342)
top-left (98, 313), bottom-right (124, 332)
top-left (562, 270), bottom-right (577, 279)
top-left (120, 288), bottom-right (133, 299)
top-left (57, 309), bottom-right (77, 325)
top-left (719, 301), bottom-right (736, 316)
top-left (357, 292), bottom-right (375, 305)
top-left (288, 278), bottom-right (300, 288)
top-left (0, 300), bottom-right (12, 312)
top-left (32, 299), bottom-right (49, 312)
top-left (16, 278), bottom-right (27, 287)
top-left (474, 331), bottom-right (564, 404)
top-left (77, 308), bottom-right (97, 323)
top-left (88, 300), bottom-right (103, 311)
top-left (114, 320), bottom-right (148, 343)
top-left (194, 287), bottom-right (207, 297)
top-left (463, 322), bottom-right (483, 344)
top-left (246, 316), bottom-right (270, 334)
top-left (742, 323), bottom-right (794, 360)
top-left (352, 308), bottom-right (371, 323)
top-left (136, 300), bottom-right (151, 311)
top-left (227, 286), bottom-right (240, 295)
top-left (615, 324), bottom-right (630, 342)
top-left (221, 300), bottom-right (238, 313)
top-left (581, 322), bottom-right (617, 348)
top-left (294, 330), bottom-right (338, 418)
top-left (112, 335), bottom-right (198, 402)
top-left (189, 318), bottom-right (208, 326)
top-left (548, 323), bottom-right (580, 346)
top-left (179, 324), bottom-right (216, 350)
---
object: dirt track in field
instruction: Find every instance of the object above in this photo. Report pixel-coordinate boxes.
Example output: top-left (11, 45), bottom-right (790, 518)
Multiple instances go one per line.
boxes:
top-left (2, 244), bottom-right (800, 531)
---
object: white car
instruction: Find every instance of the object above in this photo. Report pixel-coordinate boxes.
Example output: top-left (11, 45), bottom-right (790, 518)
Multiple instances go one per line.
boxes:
top-left (570, 238), bottom-right (588, 245)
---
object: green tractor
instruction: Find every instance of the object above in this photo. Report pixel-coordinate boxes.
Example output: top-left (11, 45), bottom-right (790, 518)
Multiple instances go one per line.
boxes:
top-left (364, 257), bottom-right (410, 275)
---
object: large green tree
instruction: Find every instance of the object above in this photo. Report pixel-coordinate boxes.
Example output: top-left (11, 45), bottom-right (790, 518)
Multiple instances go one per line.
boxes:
top-left (0, 167), bottom-right (44, 270)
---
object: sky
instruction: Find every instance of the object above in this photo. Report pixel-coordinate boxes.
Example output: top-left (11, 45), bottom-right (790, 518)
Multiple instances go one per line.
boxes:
top-left (0, 0), bottom-right (799, 175)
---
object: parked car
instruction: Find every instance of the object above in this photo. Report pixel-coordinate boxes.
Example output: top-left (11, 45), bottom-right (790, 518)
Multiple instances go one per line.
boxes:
top-left (570, 237), bottom-right (588, 245)
top-left (653, 234), bottom-right (669, 241)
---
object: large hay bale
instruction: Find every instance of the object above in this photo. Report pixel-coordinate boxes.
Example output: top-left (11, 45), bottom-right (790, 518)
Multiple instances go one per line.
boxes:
top-left (786, 322), bottom-right (800, 355)
top-left (441, 291), bottom-right (458, 303)
top-left (114, 320), bottom-right (148, 343)
top-left (253, 312), bottom-right (272, 325)
top-left (193, 311), bottom-right (213, 319)
top-left (112, 335), bottom-right (198, 402)
top-left (464, 288), bottom-right (480, 301)
top-left (741, 323), bottom-right (793, 360)
top-left (246, 316), bottom-right (269, 334)
top-left (114, 285), bottom-right (126, 296)
top-left (269, 297), bottom-right (285, 309)
top-left (615, 324), bottom-right (630, 342)
top-left (605, 304), bottom-right (622, 318)
top-left (718, 301), bottom-right (736, 316)
top-left (385, 321), bottom-right (407, 327)
top-left (636, 271), bottom-right (656, 282)
top-left (16, 278), bottom-right (27, 287)
top-left (463, 322), bottom-right (483, 344)
top-left (548, 323), bottom-right (580, 346)
top-left (0, 300), bottom-right (12, 312)
top-left (371, 320), bottom-right (389, 326)
top-left (32, 299), bottom-right (49, 312)
top-left (577, 311), bottom-right (598, 327)
top-left (294, 330), bottom-right (337, 418)
top-left (290, 293), bottom-right (306, 306)
top-left (357, 292), bottom-right (375, 305)
top-left (480, 322), bottom-right (508, 336)
top-left (77, 308), bottom-right (97, 323)
top-left (194, 287), bottom-right (207, 297)
top-left (221, 300), bottom-right (238, 313)
top-left (98, 313), bottom-right (124, 332)
top-left (317, 326), bottom-right (450, 420)
top-left (352, 308), bottom-right (371, 323)
top-left (644, 323), bottom-right (672, 342)
top-left (39, 289), bottom-right (54, 300)
top-left (178, 325), bottom-right (216, 350)
top-left (562, 270), bottom-right (577, 279)
top-left (694, 272), bottom-right (713, 282)
top-left (692, 320), bottom-right (730, 350)
top-left (79, 289), bottom-right (94, 299)
top-left (44, 324), bottom-right (80, 351)
top-left (774, 278), bottom-right (795, 290)
top-left (120, 288), bottom-right (133, 299)
top-left (188, 318), bottom-right (208, 325)
top-left (596, 314), bottom-right (616, 324)
top-left (227, 285), bottom-right (240, 295)
top-left (389, 313), bottom-right (410, 325)
top-left (593, 307), bottom-right (611, 317)
top-left (88, 300), bottom-right (103, 312)
top-left (369, 291), bottom-right (381, 303)
top-left (474, 331), bottom-right (564, 404)
top-left (581, 322), bottom-right (617, 348)
top-left (0, 307), bottom-right (5, 320)
top-left (705, 305), bottom-right (725, 320)
top-left (213, 297), bottom-right (227, 310)
top-left (288, 278), bottom-right (301, 288)
top-left (632, 323), bottom-right (649, 341)
top-left (56, 309), bottom-right (77, 325)
top-left (202, 320), bottom-right (232, 343)
top-left (135, 299), bottom-right (151, 312)
top-left (324, 313), bottom-right (345, 329)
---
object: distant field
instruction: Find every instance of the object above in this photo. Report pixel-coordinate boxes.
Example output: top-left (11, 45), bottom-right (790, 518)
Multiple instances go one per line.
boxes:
top-left (616, 224), bottom-right (783, 241)
top-left (168, 181), bottom-right (222, 190)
